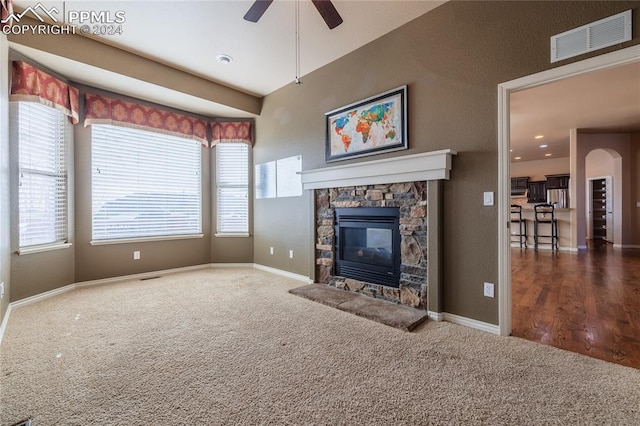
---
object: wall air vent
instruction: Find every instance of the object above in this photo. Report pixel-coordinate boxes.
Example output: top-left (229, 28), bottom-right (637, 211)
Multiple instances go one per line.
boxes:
top-left (551, 10), bottom-right (632, 63)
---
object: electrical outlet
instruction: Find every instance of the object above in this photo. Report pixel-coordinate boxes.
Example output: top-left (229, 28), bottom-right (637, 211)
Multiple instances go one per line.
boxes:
top-left (484, 282), bottom-right (495, 298)
top-left (0, 282), bottom-right (4, 298)
top-left (133, 251), bottom-right (141, 260)
top-left (289, 250), bottom-right (294, 259)
top-left (269, 247), bottom-right (274, 255)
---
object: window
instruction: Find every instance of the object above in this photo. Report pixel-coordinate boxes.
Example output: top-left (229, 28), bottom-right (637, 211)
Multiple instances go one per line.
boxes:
top-left (216, 144), bottom-right (249, 235)
top-left (91, 125), bottom-right (202, 242)
top-left (13, 102), bottom-right (69, 250)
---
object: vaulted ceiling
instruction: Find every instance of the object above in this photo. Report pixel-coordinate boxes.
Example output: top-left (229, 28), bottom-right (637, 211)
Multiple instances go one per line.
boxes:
top-left (11, 1), bottom-right (445, 110)
top-left (9, 1), bottom-right (640, 148)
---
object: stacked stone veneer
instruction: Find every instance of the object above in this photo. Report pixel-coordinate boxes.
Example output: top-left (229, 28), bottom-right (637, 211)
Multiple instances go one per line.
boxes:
top-left (315, 182), bottom-right (428, 309)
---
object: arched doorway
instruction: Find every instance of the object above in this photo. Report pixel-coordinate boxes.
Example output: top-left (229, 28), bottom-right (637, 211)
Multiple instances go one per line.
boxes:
top-left (573, 135), bottom-right (630, 250)
top-left (584, 148), bottom-right (622, 246)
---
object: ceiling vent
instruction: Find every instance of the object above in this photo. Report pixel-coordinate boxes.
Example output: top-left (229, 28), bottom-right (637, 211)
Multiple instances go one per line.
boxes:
top-left (551, 10), bottom-right (631, 63)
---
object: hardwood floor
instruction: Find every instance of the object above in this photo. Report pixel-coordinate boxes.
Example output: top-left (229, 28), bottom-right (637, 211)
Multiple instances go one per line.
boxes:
top-left (511, 241), bottom-right (640, 369)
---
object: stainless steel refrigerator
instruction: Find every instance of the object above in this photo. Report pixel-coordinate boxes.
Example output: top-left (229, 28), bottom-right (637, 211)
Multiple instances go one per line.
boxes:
top-left (547, 188), bottom-right (569, 208)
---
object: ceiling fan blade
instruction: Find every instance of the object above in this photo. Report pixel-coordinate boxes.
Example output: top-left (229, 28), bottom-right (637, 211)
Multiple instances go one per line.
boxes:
top-left (244, 0), bottom-right (274, 23)
top-left (311, 0), bottom-right (343, 29)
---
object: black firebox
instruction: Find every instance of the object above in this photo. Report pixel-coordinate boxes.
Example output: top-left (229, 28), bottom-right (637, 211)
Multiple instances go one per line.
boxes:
top-left (334, 207), bottom-right (401, 287)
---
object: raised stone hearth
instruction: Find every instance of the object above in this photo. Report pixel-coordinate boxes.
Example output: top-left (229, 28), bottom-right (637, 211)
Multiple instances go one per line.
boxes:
top-left (316, 181), bottom-right (428, 308)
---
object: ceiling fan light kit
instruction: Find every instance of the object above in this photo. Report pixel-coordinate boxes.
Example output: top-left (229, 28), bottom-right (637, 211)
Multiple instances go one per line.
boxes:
top-left (244, 0), bottom-right (343, 30)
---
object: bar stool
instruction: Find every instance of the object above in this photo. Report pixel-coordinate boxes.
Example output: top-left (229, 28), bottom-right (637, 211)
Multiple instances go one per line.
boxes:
top-left (534, 203), bottom-right (558, 250)
top-left (510, 205), bottom-right (527, 248)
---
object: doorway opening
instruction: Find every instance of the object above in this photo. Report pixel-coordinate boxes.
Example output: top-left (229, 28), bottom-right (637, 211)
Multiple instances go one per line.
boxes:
top-left (497, 45), bottom-right (640, 367)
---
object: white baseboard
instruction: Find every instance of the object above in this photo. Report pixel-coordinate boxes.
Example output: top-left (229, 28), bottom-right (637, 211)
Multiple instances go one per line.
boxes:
top-left (428, 311), bottom-right (443, 321)
top-left (211, 262), bottom-right (313, 283)
top-left (0, 304), bottom-right (12, 346)
top-left (253, 263), bottom-right (313, 284)
top-left (210, 263), bottom-right (254, 268)
top-left (443, 312), bottom-right (500, 335)
top-left (10, 283), bottom-right (76, 309)
top-left (75, 264), bottom-right (210, 289)
top-left (614, 244), bottom-right (640, 249)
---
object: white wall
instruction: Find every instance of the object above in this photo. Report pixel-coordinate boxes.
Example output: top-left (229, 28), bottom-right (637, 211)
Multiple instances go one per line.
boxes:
top-left (510, 157), bottom-right (570, 181)
top-left (1, 34), bottom-right (10, 325)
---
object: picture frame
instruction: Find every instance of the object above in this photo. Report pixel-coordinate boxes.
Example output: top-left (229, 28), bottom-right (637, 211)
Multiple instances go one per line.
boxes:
top-left (325, 85), bottom-right (407, 162)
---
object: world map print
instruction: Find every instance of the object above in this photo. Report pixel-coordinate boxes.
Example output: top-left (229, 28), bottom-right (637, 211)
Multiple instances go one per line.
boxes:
top-left (328, 90), bottom-right (404, 160)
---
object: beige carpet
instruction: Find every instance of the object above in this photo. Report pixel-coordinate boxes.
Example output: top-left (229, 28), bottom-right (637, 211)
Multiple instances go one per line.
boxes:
top-left (1, 268), bottom-right (639, 425)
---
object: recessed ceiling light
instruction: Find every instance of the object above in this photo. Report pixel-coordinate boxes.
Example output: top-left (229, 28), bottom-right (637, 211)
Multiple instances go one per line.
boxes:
top-left (539, 144), bottom-right (548, 148)
top-left (514, 156), bottom-right (521, 160)
top-left (510, 149), bottom-right (513, 152)
top-left (216, 54), bottom-right (233, 65)
top-left (534, 135), bottom-right (544, 139)
top-left (545, 153), bottom-right (552, 157)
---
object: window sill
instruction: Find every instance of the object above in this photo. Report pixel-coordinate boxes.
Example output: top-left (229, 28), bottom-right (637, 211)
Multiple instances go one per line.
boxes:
top-left (215, 233), bottom-right (251, 238)
top-left (91, 234), bottom-right (204, 245)
top-left (17, 243), bottom-right (73, 255)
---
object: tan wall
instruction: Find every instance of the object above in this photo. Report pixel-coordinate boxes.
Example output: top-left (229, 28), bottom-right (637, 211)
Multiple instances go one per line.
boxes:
top-left (633, 133), bottom-right (640, 246)
top-left (1, 34), bottom-right (10, 322)
top-left (254, 1), bottom-right (640, 324)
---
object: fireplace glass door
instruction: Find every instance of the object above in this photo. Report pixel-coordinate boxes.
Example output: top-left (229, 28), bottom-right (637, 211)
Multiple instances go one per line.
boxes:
top-left (335, 207), bottom-right (400, 287)
top-left (342, 227), bottom-right (393, 268)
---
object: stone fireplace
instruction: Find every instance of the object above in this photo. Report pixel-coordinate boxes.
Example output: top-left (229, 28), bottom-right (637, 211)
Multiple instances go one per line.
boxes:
top-left (316, 182), bottom-right (428, 307)
top-left (300, 150), bottom-right (456, 312)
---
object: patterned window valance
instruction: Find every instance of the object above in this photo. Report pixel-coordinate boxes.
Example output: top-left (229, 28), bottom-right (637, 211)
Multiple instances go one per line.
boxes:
top-left (10, 61), bottom-right (80, 124)
top-left (1, 0), bottom-right (14, 31)
top-left (211, 121), bottom-right (253, 147)
top-left (84, 93), bottom-right (209, 146)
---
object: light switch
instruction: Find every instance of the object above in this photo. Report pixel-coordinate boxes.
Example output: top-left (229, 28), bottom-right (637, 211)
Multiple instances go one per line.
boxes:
top-left (483, 192), bottom-right (494, 206)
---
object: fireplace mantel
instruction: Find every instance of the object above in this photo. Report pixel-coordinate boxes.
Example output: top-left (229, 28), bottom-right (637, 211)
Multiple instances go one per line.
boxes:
top-left (300, 149), bottom-right (457, 190)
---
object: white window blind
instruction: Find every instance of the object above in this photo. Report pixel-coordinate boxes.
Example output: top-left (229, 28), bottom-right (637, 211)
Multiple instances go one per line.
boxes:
top-left (14, 102), bottom-right (69, 249)
top-left (92, 125), bottom-right (202, 241)
top-left (216, 144), bottom-right (249, 234)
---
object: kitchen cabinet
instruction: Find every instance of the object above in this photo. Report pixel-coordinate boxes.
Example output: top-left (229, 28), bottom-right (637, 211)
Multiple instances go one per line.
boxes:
top-left (546, 174), bottom-right (570, 189)
top-left (511, 177), bottom-right (529, 196)
top-left (527, 181), bottom-right (546, 203)
top-left (511, 177), bottom-right (529, 191)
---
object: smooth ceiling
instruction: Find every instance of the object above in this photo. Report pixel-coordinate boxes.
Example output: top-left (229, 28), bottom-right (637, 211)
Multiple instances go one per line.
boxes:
top-left (510, 61), bottom-right (640, 162)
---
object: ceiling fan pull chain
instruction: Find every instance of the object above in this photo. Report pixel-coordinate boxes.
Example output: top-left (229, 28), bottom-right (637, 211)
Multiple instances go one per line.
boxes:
top-left (295, 0), bottom-right (302, 85)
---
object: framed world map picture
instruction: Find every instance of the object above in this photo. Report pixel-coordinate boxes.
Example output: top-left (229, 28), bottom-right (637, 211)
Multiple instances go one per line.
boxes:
top-left (325, 85), bottom-right (407, 162)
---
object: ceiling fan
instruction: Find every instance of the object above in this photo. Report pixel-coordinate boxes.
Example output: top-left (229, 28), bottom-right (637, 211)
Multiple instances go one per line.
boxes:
top-left (244, 0), bottom-right (343, 30)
